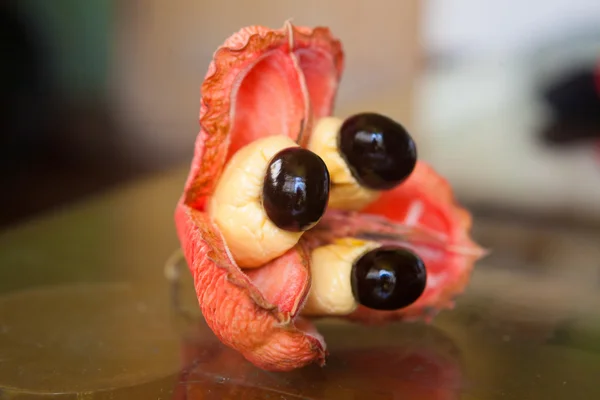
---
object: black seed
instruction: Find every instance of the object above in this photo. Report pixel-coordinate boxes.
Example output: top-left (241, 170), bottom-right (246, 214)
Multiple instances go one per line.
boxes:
top-left (338, 112), bottom-right (417, 190)
top-left (351, 246), bottom-right (426, 311)
top-left (262, 147), bottom-right (330, 232)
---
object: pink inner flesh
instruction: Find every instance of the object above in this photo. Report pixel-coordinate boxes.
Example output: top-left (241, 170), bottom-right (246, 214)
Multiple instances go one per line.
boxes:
top-left (244, 246), bottom-right (309, 315)
top-left (295, 48), bottom-right (338, 119)
top-left (227, 49), bottom-right (306, 159)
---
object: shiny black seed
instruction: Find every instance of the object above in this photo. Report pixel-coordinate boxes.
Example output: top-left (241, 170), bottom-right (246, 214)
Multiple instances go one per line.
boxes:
top-left (262, 147), bottom-right (330, 232)
top-left (338, 112), bottom-right (417, 190)
top-left (351, 246), bottom-right (426, 311)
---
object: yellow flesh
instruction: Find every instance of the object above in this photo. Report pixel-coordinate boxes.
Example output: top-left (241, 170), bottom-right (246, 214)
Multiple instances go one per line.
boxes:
top-left (208, 135), bottom-right (303, 269)
top-left (308, 117), bottom-right (381, 210)
top-left (301, 238), bottom-right (380, 316)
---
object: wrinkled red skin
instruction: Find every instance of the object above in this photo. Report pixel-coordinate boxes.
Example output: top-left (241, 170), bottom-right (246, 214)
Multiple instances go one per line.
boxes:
top-left (175, 22), bottom-right (485, 372)
top-left (347, 161), bottom-right (484, 324)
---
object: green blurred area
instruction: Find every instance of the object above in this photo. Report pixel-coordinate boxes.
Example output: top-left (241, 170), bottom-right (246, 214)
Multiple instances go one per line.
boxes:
top-left (17, 0), bottom-right (113, 98)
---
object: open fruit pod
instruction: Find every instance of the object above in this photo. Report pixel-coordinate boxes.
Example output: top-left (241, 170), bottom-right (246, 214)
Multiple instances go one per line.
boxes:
top-left (174, 22), bottom-right (486, 372)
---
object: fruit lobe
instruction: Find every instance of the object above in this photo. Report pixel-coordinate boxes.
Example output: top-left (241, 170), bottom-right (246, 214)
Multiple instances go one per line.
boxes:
top-left (301, 238), bottom-right (379, 316)
top-left (347, 161), bottom-right (486, 324)
top-left (308, 116), bottom-right (381, 210)
top-left (175, 22), bottom-right (343, 371)
top-left (208, 135), bottom-right (304, 268)
top-left (183, 23), bottom-right (343, 212)
top-left (175, 206), bottom-right (325, 371)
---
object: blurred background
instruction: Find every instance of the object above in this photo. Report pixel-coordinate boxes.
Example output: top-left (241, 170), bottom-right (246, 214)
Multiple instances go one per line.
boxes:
top-left (1, 2), bottom-right (600, 397)
top-left (1, 0), bottom-right (600, 229)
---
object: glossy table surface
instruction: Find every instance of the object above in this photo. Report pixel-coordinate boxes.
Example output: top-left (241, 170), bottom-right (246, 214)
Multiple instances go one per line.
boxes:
top-left (1, 168), bottom-right (599, 400)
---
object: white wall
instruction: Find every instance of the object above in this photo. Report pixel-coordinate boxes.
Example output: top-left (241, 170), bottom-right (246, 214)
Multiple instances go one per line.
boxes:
top-left (417, 0), bottom-right (600, 219)
top-left (424, 0), bottom-right (600, 57)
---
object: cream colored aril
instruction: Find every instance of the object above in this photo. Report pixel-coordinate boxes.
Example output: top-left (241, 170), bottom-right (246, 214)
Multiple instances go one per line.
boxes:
top-left (307, 117), bottom-right (380, 210)
top-left (208, 135), bottom-right (304, 269)
top-left (302, 238), bottom-right (380, 316)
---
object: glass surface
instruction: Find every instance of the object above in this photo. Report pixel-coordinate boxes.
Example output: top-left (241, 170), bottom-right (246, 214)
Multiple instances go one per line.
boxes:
top-left (0, 168), bottom-right (599, 399)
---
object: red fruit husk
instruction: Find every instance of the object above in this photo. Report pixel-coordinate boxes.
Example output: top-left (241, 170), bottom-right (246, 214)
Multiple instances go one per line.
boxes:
top-left (175, 22), bottom-right (484, 372)
top-left (175, 22), bottom-right (343, 371)
top-left (348, 161), bottom-right (487, 324)
top-left (303, 161), bottom-right (486, 324)
top-left (182, 23), bottom-right (343, 211)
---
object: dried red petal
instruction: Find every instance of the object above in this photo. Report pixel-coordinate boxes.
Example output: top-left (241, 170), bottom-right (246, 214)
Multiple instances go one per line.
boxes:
top-left (183, 23), bottom-right (343, 211)
top-left (348, 161), bottom-right (486, 324)
top-left (175, 22), bottom-right (343, 371)
top-left (175, 204), bottom-right (326, 371)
